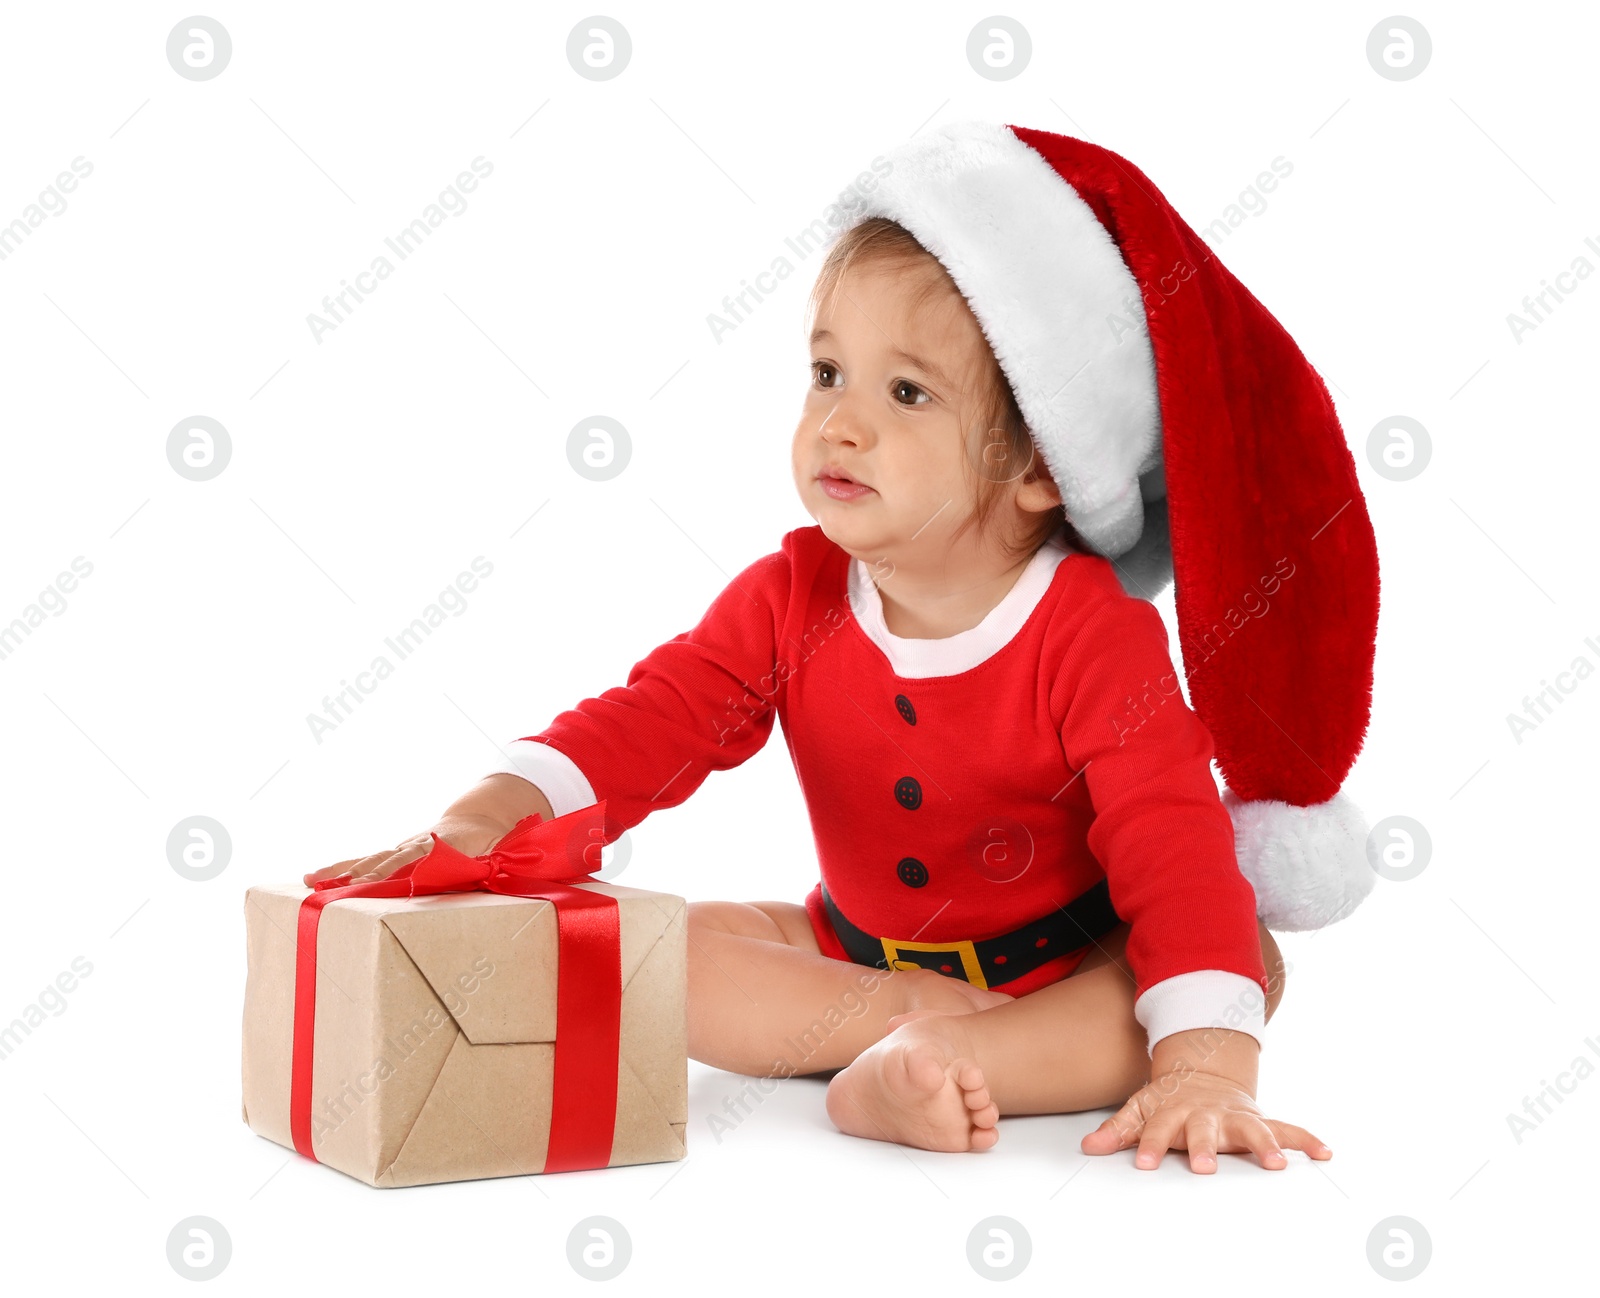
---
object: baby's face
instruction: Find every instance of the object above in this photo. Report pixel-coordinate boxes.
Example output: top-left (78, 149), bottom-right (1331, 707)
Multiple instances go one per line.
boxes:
top-left (792, 261), bottom-right (1005, 563)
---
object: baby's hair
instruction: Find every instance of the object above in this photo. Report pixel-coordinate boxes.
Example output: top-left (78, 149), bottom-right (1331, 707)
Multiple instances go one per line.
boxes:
top-left (806, 217), bottom-right (1073, 564)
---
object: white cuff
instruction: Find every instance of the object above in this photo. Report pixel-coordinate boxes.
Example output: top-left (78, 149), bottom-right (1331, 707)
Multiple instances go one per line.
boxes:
top-left (484, 739), bottom-right (597, 820)
top-left (1134, 970), bottom-right (1267, 1056)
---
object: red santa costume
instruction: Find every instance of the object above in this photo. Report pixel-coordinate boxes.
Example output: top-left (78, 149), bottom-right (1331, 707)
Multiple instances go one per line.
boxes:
top-left (485, 122), bottom-right (1381, 1057)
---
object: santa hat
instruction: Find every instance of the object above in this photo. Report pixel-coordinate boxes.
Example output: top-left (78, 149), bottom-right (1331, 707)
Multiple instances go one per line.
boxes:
top-left (825, 121), bottom-right (1381, 932)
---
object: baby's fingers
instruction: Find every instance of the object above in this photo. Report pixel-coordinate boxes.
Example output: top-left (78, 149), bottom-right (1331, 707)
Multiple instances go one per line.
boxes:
top-left (1227, 1114), bottom-right (1287, 1169)
top-left (1185, 1112), bottom-right (1222, 1174)
top-left (1081, 1088), bottom-right (1156, 1156)
top-left (350, 837), bottom-right (434, 881)
top-left (1133, 1113), bottom-right (1187, 1169)
top-left (304, 858), bottom-right (362, 886)
top-left (301, 834), bottom-right (434, 887)
top-left (1266, 1119), bottom-right (1333, 1161)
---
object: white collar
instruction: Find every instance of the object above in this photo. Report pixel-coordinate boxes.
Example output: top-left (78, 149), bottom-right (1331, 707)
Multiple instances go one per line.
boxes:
top-left (847, 528), bottom-right (1074, 679)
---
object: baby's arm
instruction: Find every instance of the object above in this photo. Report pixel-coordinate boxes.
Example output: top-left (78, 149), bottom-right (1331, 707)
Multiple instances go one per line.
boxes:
top-left (1056, 593), bottom-right (1327, 1169)
top-left (1055, 594), bottom-right (1269, 1050)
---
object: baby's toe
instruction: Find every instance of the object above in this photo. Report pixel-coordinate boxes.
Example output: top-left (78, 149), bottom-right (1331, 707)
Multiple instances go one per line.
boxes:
top-left (902, 1043), bottom-right (953, 1095)
top-left (953, 1061), bottom-right (998, 1129)
top-left (955, 1062), bottom-right (990, 1099)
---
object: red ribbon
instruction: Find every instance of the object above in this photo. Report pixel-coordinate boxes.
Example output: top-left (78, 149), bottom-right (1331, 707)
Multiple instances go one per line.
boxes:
top-left (289, 800), bottom-right (620, 1174)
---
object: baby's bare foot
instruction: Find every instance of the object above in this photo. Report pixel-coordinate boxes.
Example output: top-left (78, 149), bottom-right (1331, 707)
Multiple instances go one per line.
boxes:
top-left (824, 1015), bottom-right (999, 1152)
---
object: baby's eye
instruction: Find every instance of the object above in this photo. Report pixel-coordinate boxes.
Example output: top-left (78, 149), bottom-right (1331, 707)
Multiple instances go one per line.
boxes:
top-left (893, 379), bottom-right (930, 406)
top-left (811, 360), bottom-right (841, 388)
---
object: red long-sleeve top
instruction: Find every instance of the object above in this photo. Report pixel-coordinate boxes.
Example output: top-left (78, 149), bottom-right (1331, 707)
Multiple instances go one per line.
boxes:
top-left (488, 524), bottom-right (1269, 1051)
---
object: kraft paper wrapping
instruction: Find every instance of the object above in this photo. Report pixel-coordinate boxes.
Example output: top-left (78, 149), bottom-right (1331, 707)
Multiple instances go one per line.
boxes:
top-left (241, 883), bottom-right (686, 1187)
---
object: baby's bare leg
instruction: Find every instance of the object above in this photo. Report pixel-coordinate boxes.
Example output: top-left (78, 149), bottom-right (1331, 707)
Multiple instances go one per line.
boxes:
top-left (684, 899), bottom-right (1002, 1077)
top-left (823, 922), bottom-right (1288, 1149)
top-left (891, 920), bottom-right (1288, 1115)
top-left (947, 946), bottom-right (1149, 1114)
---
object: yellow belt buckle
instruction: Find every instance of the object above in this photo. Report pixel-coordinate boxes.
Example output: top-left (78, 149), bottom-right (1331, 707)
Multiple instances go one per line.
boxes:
top-left (881, 936), bottom-right (988, 989)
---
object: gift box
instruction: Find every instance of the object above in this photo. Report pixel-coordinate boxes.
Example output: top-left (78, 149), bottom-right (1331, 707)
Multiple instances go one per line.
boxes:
top-left (241, 801), bottom-right (687, 1187)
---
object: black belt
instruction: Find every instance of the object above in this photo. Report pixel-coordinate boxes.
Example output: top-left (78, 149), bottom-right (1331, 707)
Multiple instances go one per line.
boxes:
top-left (819, 879), bottom-right (1123, 990)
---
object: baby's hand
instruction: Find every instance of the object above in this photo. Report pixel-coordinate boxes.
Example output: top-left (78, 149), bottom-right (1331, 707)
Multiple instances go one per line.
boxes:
top-left (1081, 1068), bottom-right (1332, 1173)
top-left (302, 813), bottom-right (509, 887)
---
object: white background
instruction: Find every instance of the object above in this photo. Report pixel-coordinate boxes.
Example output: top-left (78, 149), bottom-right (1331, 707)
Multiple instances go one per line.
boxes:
top-left (1, 0), bottom-right (1594, 1291)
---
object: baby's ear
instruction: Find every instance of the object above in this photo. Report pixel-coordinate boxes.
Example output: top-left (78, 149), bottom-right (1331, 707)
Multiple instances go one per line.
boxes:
top-left (1016, 466), bottom-right (1062, 513)
top-left (1020, 442), bottom-right (1062, 504)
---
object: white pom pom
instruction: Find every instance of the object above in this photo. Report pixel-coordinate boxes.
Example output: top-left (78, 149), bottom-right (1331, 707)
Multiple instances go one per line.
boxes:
top-left (1223, 789), bottom-right (1375, 932)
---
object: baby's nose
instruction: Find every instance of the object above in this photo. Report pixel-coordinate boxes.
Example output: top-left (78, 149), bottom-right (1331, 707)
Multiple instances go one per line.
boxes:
top-left (818, 406), bottom-right (861, 443)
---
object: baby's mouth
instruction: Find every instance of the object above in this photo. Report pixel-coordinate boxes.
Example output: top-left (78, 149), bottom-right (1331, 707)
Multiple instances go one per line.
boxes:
top-left (817, 468), bottom-right (875, 501)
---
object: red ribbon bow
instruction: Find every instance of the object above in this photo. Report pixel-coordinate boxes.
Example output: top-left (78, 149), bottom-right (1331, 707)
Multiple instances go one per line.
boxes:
top-left (290, 800), bottom-right (620, 1174)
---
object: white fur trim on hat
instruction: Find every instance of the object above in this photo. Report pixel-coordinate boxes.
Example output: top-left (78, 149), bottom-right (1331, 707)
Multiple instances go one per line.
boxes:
top-left (1223, 789), bottom-right (1376, 932)
top-left (830, 120), bottom-right (1162, 559)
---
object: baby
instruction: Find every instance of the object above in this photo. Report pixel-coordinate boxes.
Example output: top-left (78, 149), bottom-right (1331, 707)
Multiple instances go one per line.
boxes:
top-left (306, 216), bottom-right (1332, 1176)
